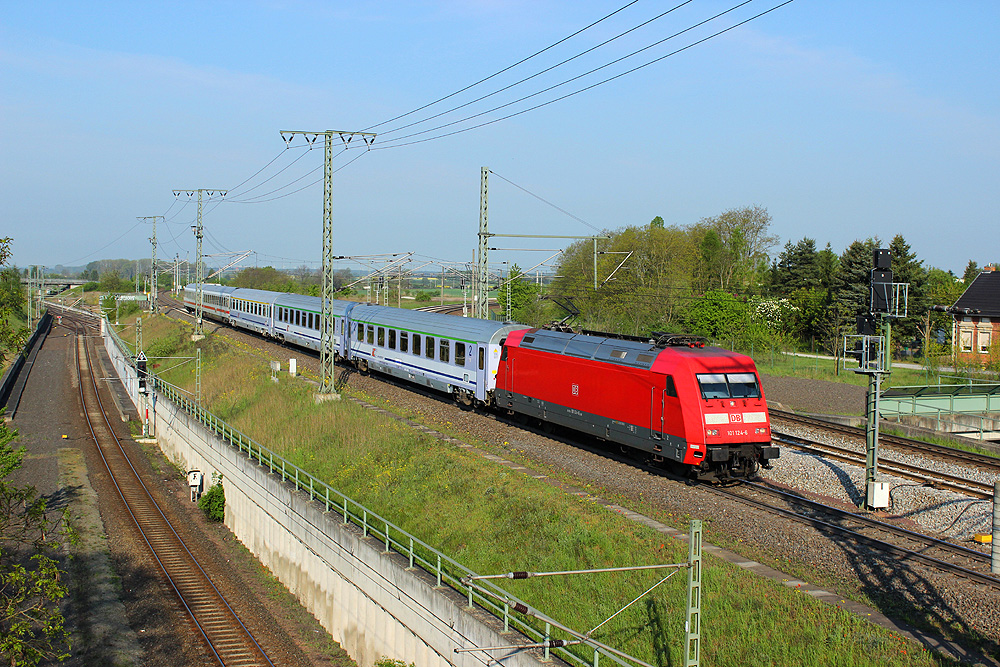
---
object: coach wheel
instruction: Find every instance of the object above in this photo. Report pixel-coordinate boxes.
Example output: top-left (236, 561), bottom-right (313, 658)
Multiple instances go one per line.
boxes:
top-left (358, 359), bottom-right (369, 373)
top-left (457, 390), bottom-right (473, 407)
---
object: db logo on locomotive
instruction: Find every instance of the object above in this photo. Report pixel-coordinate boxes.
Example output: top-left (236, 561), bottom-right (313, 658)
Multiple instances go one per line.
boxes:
top-left (729, 413), bottom-right (743, 423)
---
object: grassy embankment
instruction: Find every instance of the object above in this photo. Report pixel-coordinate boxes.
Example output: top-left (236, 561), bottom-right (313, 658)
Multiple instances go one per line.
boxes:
top-left (114, 311), bottom-right (953, 667)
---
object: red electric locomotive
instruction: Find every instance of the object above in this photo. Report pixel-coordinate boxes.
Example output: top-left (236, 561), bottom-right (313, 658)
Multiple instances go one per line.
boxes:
top-left (493, 328), bottom-right (778, 480)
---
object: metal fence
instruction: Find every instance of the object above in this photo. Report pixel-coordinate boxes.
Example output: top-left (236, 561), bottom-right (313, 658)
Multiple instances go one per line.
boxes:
top-left (104, 316), bottom-right (639, 667)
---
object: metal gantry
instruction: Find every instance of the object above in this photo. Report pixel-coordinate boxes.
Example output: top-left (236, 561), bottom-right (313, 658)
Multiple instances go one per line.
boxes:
top-left (172, 189), bottom-right (226, 339)
top-left (279, 129), bottom-right (376, 394)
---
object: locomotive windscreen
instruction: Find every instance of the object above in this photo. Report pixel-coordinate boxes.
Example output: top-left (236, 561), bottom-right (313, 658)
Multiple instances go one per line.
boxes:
top-left (697, 373), bottom-right (761, 399)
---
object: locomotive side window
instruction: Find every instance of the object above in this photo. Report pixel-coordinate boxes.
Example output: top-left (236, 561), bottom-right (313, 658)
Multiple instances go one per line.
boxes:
top-left (388, 329), bottom-right (396, 350)
top-left (454, 342), bottom-right (465, 366)
top-left (439, 339), bottom-right (450, 363)
top-left (727, 373), bottom-right (761, 398)
top-left (665, 375), bottom-right (677, 397)
top-left (377, 327), bottom-right (385, 347)
top-left (412, 334), bottom-right (421, 356)
top-left (400, 332), bottom-right (408, 352)
top-left (697, 374), bottom-right (729, 399)
top-left (425, 336), bottom-right (435, 358)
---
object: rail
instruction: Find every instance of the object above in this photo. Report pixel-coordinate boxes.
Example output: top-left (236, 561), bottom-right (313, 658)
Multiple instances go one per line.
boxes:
top-left (104, 316), bottom-right (637, 667)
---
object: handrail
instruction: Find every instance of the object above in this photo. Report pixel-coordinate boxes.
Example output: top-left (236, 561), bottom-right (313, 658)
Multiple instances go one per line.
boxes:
top-left (102, 316), bottom-right (635, 667)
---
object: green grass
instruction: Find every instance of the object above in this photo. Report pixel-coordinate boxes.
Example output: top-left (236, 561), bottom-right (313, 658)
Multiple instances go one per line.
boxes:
top-left (123, 314), bottom-right (958, 666)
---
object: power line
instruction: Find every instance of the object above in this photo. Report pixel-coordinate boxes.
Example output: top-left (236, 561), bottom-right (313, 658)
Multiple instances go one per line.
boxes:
top-left (489, 170), bottom-right (604, 233)
top-left (376, 0), bottom-right (695, 139)
top-left (361, 0), bottom-right (642, 133)
top-left (374, 0), bottom-right (793, 150)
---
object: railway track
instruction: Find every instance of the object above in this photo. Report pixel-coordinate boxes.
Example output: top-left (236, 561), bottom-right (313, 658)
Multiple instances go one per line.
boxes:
top-left (70, 314), bottom-right (277, 667)
top-left (706, 480), bottom-right (1000, 591)
top-left (772, 408), bottom-right (1000, 472)
top-left (772, 432), bottom-right (997, 500)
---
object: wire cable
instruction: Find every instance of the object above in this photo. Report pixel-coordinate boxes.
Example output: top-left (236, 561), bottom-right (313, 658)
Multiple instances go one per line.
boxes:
top-left (377, 0), bottom-right (695, 138)
top-left (375, 0), bottom-right (793, 149)
top-left (488, 170), bottom-right (604, 233)
top-left (361, 0), bottom-right (642, 133)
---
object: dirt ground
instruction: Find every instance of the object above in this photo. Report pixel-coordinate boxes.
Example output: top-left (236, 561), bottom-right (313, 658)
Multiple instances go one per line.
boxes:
top-left (760, 373), bottom-right (868, 416)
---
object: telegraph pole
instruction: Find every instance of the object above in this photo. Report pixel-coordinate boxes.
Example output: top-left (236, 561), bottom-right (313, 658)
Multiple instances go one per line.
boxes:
top-left (139, 216), bottom-right (163, 313)
top-left (172, 190), bottom-right (226, 339)
top-left (279, 129), bottom-right (376, 395)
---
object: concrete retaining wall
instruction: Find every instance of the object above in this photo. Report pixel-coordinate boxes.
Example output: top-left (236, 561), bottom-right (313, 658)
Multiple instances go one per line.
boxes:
top-left (102, 325), bottom-right (551, 667)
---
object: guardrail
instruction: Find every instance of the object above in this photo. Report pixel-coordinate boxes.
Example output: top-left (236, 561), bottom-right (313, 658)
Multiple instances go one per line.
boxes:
top-left (0, 310), bottom-right (52, 411)
top-left (103, 316), bottom-right (637, 667)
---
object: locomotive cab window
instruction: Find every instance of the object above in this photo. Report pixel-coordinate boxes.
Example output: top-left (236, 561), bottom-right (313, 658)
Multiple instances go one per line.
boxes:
top-left (727, 373), bottom-right (761, 398)
top-left (696, 373), bottom-right (761, 399)
top-left (697, 374), bottom-right (729, 399)
top-left (454, 342), bottom-right (465, 366)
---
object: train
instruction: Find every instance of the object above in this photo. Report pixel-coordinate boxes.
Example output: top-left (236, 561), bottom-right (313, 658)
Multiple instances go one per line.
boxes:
top-left (182, 283), bottom-right (778, 480)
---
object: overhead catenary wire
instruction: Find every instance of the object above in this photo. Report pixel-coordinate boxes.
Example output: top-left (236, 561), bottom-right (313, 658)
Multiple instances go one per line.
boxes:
top-left (375, 0), bottom-right (695, 138)
top-left (374, 0), bottom-right (794, 150)
top-left (361, 0), bottom-right (643, 133)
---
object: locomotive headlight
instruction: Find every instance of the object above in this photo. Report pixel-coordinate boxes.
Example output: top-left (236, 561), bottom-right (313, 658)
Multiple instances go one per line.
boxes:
top-left (706, 429), bottom-right (719, 437)
top-left (755, 427), bottom-right (768, 435)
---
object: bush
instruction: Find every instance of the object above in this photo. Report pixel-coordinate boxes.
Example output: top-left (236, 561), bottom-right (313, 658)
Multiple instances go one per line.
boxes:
top-left (198, 475), bottom-right (225, 522)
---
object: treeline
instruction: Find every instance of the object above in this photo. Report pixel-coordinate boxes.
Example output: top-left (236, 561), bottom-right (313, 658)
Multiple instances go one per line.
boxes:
top-left (520, 205), bottom-right (978, 359)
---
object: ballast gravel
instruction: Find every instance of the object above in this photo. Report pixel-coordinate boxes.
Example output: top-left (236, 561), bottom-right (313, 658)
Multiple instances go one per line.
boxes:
top-left (187, 313), bottom-right (1000, 661)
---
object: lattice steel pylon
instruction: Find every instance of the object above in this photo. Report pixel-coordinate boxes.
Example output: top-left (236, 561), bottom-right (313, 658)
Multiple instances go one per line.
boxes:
top-left (477, 166), bottom-right (489, 320)
top-left (138, 216), bottom-right (163, 313)
top-left (279, 129), bottom-right (376, 393)
top-left (172, 189), bottom-right (226, 339)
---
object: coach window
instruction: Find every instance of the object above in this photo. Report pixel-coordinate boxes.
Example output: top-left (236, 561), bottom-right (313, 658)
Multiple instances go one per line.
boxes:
top-left (479, 347), bottom-right (485, 371)
top-left (295, 310), bottom-right (301, 327)
top-left (315, 315), bottom-right (321, 331)
top-left (425, 336), bottom-right (435, 359)
top-left (439, 339), bottom-right (450, 363)
top-left (367, 325), bottom-right (374, 345)
top-left (400, 332), bottom-right (408, 353)
top-left (412, 334), bottom-right (421, 356)
top-left (454, 342), bottom-right (465, 366)
top-left (388, 329), bottom-right (396, 350)
top-left (377, 327), bottom-right (385, 347)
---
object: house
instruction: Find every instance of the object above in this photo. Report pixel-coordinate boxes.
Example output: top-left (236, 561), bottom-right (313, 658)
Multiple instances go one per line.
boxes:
top-left (951, 266), bottom-right (1000, 366)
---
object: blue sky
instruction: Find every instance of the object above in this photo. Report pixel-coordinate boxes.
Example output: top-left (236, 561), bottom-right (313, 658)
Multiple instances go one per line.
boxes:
top-left (2, 1), bottom-right (998, 276)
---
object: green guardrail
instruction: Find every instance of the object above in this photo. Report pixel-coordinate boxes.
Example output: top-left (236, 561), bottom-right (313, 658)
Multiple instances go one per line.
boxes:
top-left (153, 375), bottom-right (634, 667)
top-left (97, 316), bottom-right (636, 667)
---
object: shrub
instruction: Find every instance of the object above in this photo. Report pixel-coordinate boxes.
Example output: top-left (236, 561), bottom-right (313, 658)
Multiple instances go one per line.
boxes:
top-left (198, 475), bottom-right (225, 522)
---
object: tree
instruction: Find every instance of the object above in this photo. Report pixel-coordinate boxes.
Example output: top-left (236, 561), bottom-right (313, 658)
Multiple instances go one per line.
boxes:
top-left (888, 234), bottom-right (927, 356)
top-left (693, 205), bottom-right (777, 293)
top-left (771, 238), bottom-right (821, 296)
top-left (962, 260), bottom-right (980, 286)
top-left (1, 238), bottom-right (28, 367)
top-left (498, 264), bottom-right (540, 322)
top-left (0, 417), bottom-right (71, 666)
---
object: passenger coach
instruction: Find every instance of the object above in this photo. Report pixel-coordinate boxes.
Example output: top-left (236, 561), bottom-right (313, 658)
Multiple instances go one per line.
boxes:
top-left (347, 304), bottom-right (529, 406)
